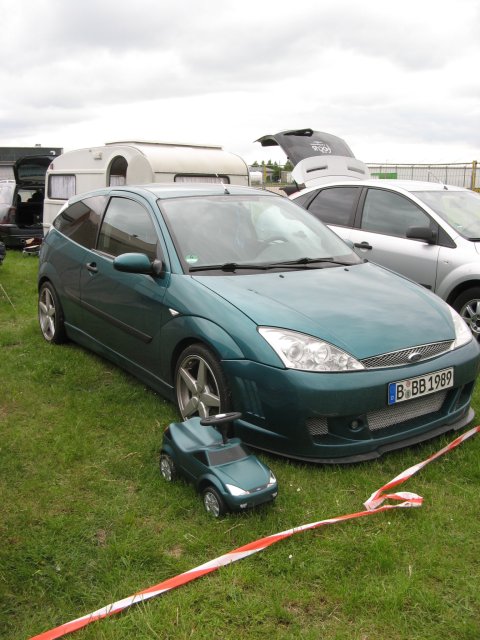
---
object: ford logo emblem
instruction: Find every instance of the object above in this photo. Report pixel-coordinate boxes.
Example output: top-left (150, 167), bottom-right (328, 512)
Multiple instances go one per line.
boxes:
top-left (408, 352), bottom-right (422, 363)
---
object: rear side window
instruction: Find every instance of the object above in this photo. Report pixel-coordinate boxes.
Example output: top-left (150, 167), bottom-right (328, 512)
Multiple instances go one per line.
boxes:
top-left (361, 188), bottom-right (433, 238)
top-left (306, 186), bottom-right (359, 227)
top-left (97, 197), bottom-right (158, 260)
top-left (53, 195), bottom-right (106, 248)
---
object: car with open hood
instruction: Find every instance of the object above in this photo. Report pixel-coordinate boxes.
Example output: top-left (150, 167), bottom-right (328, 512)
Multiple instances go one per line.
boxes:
top-left (38, 183), bottom-right (479, 463)
top-left (0, 155), bottom-right (53, 247)
top-left (257, 129), bottom-right (480, 341)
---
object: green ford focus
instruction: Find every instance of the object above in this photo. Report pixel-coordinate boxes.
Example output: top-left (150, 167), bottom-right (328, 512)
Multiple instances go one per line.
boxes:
top-left (38, 184), bottom-right (480, 463)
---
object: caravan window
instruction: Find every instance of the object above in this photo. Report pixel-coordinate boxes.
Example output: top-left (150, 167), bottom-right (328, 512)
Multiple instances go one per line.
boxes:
top-left (48, 174), bottom-right (76, 200)
top-left (108, 156), bottom-right (127, 186)
top-left (174, 174), bottom-right (230, 184)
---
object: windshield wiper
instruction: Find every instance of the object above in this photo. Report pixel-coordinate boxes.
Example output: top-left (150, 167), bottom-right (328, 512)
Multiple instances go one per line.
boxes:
top-left (189, 262), bottom-right (272, 272)
top-left (189, 257), bottom-right (354, 273)
top-left (267, 257), bottom-right (353, 268)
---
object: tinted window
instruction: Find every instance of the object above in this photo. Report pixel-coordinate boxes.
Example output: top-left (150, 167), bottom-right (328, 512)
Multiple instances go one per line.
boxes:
top-left (307, 186), bottom-right (359, 226)
top-left (53, 195), bottom-right (106, 248)
top-left (292, 192), bottom-right (312, 208)
top-left (361, 189), bottom-right (433, 238)
top-left (97, 197), bottom-right (158, 259)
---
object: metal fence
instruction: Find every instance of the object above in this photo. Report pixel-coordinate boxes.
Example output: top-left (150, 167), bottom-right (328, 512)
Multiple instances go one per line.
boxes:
top-left (367, 161), bottom-right (479, 191)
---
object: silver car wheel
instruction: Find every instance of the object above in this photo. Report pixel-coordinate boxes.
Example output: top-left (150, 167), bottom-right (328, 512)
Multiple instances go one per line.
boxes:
top-left (203, 488), bottom-right (224, 517)
top-left (176, 353), bottom-right (221, 419)
top-left (459, 298), bottom-right (480, 338)
top-left (39, 286), bottom-right (57, 341)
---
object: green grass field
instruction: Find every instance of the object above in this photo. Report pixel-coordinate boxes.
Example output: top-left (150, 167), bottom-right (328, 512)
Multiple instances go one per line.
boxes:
top-left (1, 251), bottom-right (479, 640)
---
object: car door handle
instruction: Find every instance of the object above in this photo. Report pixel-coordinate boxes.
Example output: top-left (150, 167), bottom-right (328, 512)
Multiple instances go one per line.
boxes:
top-left (354, 241), bottom-right (373, 250)
top-left (86, 262), bottom-right (98, 273)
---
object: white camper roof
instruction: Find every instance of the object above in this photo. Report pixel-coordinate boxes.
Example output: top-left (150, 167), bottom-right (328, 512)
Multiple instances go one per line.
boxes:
top-left (49, 141), bottom-right (248, 181)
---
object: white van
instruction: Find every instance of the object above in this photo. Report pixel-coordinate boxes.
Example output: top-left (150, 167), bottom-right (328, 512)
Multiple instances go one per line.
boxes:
top-left (43, 140), bottom-right (249, 234)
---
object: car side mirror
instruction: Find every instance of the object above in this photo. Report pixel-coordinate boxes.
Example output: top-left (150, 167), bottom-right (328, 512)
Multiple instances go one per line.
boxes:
top-left (406, 226), bottom-right (437, 244)
top-left (113, 252), bottom-right (165, 277)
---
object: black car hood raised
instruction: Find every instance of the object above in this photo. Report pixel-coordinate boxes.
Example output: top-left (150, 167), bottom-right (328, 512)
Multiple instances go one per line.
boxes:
top-left (14, 155), bottom-right (52, 187)
top-left (255, 128), bottom-right (370, 187)
top-left (255, 128), bottom-right (356, 166)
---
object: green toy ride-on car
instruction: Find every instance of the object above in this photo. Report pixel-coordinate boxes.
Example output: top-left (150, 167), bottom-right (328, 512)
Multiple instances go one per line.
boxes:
top-left (160, 412), bottom-right (278, 517)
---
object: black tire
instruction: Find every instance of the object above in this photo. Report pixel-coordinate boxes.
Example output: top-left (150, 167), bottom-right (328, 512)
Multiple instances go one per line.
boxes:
top-left (38, 281), bottom-right (67, 344)
top-left (174, 343), bottom-right (231, 420)
top-left (159, 453), bottom-right (177, 482)
top-left (452, 287), bottom-right (480, 339)
top-left (202, 486), bottom-right (226, 517)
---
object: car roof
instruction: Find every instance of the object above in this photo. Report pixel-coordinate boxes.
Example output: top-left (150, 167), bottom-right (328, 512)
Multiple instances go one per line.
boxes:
top-left (70, 182), bottom-right (278, 203)
top-left (293, 178), bottom-right (468, 197)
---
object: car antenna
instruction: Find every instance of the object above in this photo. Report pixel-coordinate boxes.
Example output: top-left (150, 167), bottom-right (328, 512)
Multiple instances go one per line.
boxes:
top-left (427, 169), bottom-right (448, 189)
top-left (218, 175), bottom-right (230, 195)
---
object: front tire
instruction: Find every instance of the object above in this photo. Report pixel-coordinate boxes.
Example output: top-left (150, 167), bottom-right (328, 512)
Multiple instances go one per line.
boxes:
top-left (452, 287), bottom-right (480, 339)
top-left (175, 344), bottom-right (231, 420)
top-left (202, 486), bottom-right (226, 517)
top-left (38, 281), bottom-right (67, 344)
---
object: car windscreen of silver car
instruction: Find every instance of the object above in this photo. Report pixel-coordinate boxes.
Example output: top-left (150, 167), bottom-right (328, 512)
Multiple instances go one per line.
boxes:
top-left (413, 190), bottom-right (480, 240)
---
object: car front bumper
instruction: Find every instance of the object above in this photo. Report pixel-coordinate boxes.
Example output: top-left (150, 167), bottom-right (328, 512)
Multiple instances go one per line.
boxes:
top-left (225, 339), bottom-right (480, 463)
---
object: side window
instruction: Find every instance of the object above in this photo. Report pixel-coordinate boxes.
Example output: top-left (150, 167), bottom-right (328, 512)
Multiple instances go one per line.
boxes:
top-left (292, 192), bottom-right (313, 208)
top-left (361, 189), bottom-right (434, 238)
top-left (306, 186), bottom-right (359, 227)
top-left (53, 195), bottom-right (106, 248)
top-left (48, 175), bottom-right (76, 200)
top-left (97, 197), bottom-right (158, 260)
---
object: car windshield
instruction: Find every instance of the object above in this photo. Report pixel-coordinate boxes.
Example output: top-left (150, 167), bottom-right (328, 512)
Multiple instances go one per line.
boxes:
top-left (413, 189), bottom-right (480, 240)
top-left (159, 194), bottom-right (360, 271)
top-left (0, 183), bottom-right (14, 204)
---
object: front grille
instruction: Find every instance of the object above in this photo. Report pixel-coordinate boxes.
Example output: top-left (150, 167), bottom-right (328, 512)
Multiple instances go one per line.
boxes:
top-left (367, 391), bottom-right (446, 431)
top-left (361, 340), bottom-right (453, 369)
top-left (306, 417), bottom-right (328, 437)
top-left (308, 391), bottom-right (448, 440)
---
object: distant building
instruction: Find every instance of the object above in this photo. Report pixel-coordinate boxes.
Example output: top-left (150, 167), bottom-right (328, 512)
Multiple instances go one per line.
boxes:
top-left (0, 146), bottom-right (62, 180)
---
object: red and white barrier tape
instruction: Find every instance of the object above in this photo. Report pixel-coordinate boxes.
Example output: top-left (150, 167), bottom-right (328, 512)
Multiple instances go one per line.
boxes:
top-left (30, 425), bottom-right (480, 640)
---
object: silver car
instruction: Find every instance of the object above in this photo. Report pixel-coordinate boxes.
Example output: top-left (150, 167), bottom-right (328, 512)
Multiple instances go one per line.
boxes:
top-left (291, 180), bottom-right (480, 338)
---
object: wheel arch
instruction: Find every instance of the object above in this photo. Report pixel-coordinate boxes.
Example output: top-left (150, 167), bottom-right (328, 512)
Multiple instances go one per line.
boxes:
top-left (446, 279), bottom-right (480, 307)
top-left (198, 476), bottom-right (225, 497)
top-left (167, 316), bottom-right (245, 383)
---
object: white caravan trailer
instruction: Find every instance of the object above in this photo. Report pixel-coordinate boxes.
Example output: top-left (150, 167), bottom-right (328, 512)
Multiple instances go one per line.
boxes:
top-left (43, 140), bottom-right (249, 234)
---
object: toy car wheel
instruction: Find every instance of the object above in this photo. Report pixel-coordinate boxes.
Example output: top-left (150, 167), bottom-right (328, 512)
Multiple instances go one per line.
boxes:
top-left (202, 486), bottom-right (226, 518)
top-left (159, 454), bottom-right (177, 482)
top-left (38, 281), bottom-right (67, 344)
top-left (175, 343), bottom-right (231, 420)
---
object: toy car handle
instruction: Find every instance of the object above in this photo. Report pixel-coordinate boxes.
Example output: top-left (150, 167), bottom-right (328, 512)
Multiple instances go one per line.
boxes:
top-left (200, 412), bottom-right (242, 426)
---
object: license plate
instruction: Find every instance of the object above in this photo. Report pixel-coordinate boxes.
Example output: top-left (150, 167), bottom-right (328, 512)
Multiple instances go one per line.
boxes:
top-left (388, 368), bottom-right (454, 405)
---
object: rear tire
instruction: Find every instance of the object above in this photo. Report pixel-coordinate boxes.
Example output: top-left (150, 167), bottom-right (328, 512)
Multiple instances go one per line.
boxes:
top-left (159, 453), bottom-right (177, 482)
top-left (38, 281), bottom-right (67, 344)
top-left (452, 287), bottom-right (480, 339)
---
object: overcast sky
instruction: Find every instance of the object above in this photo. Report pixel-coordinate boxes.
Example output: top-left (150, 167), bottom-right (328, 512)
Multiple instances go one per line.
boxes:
top-left (0, 0), bottom-right (479, 166)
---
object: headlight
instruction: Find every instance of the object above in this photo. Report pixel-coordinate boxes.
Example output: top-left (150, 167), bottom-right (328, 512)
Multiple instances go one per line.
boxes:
top-left (258, 327), bottom-right (365, 372)
top-left (226, 484), bottom-right (248, 496)
top-left (449, 307), bottom-right (472, 349)
top-left (267, 472), bottom-right (277, 487)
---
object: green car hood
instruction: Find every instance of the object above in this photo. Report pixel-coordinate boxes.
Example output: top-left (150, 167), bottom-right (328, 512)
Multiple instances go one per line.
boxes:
top-left (215, 455), bottom-right (271, 491)
top-left (194, 262), bottom-right (455, 359)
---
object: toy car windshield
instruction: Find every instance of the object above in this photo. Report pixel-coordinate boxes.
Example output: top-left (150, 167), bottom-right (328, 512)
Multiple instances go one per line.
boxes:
top-left (207, 443), bottom-right (248, 466)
